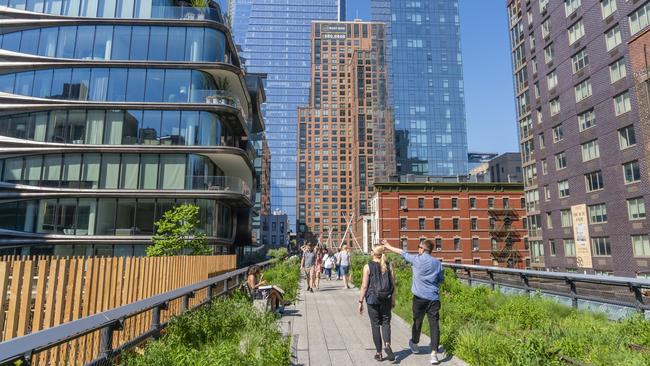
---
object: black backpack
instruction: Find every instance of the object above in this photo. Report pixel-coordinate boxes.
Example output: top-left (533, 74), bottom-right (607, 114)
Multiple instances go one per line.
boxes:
top-left (369, 261), bottom-right (394, 302)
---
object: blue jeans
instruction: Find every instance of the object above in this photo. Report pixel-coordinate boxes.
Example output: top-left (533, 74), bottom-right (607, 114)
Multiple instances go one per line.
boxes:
top-left (336, 265), bottom-right (341, 278)
top-left (324, 268), bottom-right (332, 279)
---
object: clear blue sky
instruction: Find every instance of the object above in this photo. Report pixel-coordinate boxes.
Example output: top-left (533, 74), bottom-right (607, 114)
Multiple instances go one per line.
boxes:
top-left (347, 0), bottom-right (519, 154)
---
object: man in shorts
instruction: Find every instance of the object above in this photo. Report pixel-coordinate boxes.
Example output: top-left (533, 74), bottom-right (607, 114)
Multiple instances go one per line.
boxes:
top-left (300, 243), bottom-right (316, 293)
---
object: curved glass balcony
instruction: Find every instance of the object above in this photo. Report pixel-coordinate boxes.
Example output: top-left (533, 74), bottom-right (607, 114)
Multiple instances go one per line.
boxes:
top-left (0, 2), bottom-right (223, 23)
top-left (0, 25), bottom-right (231, 63)
top-left (0, 109), bottom-right (240, 147)
top-left (0, 197), bottom-right (233, 239)
top-left (0, 153), bottom-right (251, 192)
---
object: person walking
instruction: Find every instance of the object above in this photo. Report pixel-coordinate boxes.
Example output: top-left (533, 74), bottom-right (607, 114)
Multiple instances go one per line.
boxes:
top-left (322, 249), bottom-right (334, 280)
top-left (335, 248), bottom-right (342, 280)
top-left (358, 245), bottom-right (396, 362)
top-left (300, 243), bottom-right (316, 293)
top-left (382, 239), bottom-right (444, 365)
top-left (338, 244), bottom-right (352, 289)
top-left (313, 247), bottom-right (323, 290)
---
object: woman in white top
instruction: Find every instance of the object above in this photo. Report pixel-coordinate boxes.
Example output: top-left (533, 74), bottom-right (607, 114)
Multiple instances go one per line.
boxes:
top-left (322, 249), bottom-right (335, 280)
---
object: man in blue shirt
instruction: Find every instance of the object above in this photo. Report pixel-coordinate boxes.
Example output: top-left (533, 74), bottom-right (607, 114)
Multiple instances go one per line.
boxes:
top-left (382, 239), bottom-right (444, 365)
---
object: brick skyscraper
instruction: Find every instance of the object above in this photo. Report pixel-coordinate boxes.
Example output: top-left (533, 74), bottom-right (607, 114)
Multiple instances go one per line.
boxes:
top-left (297, 21), bottom-right (395, 246)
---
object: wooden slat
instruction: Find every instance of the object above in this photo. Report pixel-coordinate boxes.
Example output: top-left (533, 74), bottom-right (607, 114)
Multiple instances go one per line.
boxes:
top-left (31, 259), bottom-right (49, 333)
top-left (4, 260), bottom-right (25, 340)
top-left (0, 262), bottom-right (10, 339)
top-left (16, 260), bottom-right (34, 337)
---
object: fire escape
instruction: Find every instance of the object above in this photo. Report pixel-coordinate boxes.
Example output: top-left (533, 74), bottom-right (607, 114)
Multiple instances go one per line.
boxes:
top-left (489, 208), bottom-right (523, 268)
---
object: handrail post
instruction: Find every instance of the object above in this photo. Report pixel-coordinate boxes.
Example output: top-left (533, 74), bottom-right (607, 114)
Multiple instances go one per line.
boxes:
top-left (628, 283), bottom-right (645, 315)
top-left (99, 319), bottom-right (124, 364)
top-left (487, 270), bottom-right (496, 290)
top-left (520, 274), bottom-right (530, 295)
top-left (566, 278), bottom-right (578, 309)
top-left (182, 291), bottom-right (195, 312)
top-left (466, 268), bottom-right (472, 286)
top-left (151, 302), bottom-right (168, 339)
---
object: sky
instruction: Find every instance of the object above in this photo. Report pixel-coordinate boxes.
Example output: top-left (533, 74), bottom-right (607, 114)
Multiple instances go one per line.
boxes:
top-left (346, 0), bottom-right (519, 154)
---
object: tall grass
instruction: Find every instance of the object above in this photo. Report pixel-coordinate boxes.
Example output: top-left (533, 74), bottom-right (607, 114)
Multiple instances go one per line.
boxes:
top-left (350, 252), bottom-right (650, 366)
top-left (121, 258), bottom-right (300, 365)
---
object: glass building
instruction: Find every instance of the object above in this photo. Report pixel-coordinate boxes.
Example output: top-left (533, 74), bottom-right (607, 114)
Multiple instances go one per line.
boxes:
top-left (229, 0), bottom-right (343, 229)
top-left (371, 0), bottom-right (469, 176)
top-left (0, 0), bottom-right (265, 256)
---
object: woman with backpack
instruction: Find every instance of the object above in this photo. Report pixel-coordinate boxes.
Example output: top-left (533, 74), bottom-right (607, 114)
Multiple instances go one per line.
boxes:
top-left (358, 245), bottom-right (396, 362)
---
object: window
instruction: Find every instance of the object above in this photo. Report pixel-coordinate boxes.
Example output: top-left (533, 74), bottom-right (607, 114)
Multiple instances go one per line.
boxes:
top-left (561, 209), bottom-right (573, 227)
top-left (503, 197), bottom-right (510, 208)
top-left (419, 218), bottom-right (425, 230)
top-left (628, 197), bottom-right (646, 220)
top-left (568, 20), bottom-right (585, 45)
top-left (571, 49), bottom-right (589, 74)
top-left (614, 91), bottom-right (631, 116)
top-left (547, 70), bottom-right (558, 90)
top-left (433, 197), bottom-right (440, 208)
top-left (565, 0), bottom-right (581, 16)
top-left (434, 218), bottom-right (441, 230)
top-left (581, 139), bottom-right (600, 161)
top-left (605, 25), bottom-right (622, 51)
top-left (418, 197), bottom-right (424, 208)
top-left (555, 152), bottom-right (567, 170)
top-left (578, 109), bottom-right (595, 131)
top-left (591, 237), bottom-right (611, 256)
top-left (564, 239), bottom-right (576, 257)
top-left (539, 133), bottom-right (545, 149)
top-left (488, 197), bottom-right (494, 209)
top-left (472, 238), bottom-right (479, 251)
top-left (454, 238), bottom-right (461, 251)
top-left (521, 197), bottom-right (526, 208)
top-left (542, 159), bottom-right (548, 175)
top-left (542, 19), bottom-right (551, 39)
top-left (601, 0), bottom-right (617, 19)
top-left (471, 218), bottom-right (478, 230)
top-left (552, 125), bottom-right (564, 142)
top-left (585, 171), bottom-right (604, 192)
top-left (401, 238), bottom-right (408, 250)
top-left (549, 239), bottom-right (556, 256)
top-left (630, 2), bottom-right (650, 35)
top-left (609, 58), bottom-right (627, 84)
top-left (588, 203), bottom-right (608, 223)
top-left (469, 197), bottom-right (476, 209)
top-left (544, 44), bottom-right (554, 64)
top-left (544, 185), bottom-right (551, 201)
top-left (619, 125), bottom-right (637, 149)
top-left (540, 0), bottom-right (549, 13)
top-left (574, 79), bottom-right (592, 102)
top-left (400, 218), bottom-right (407, 230)
top-left (623, 161), bottom-right (641, 184)
top-left (632, 235), bottom-right (650, 257)
top-left (558, 180), bottom-right (570, 198)
top-left (451, 198), bottom-right (458, 209)
top-left (550, 98), bottom-right (561, 116)
top-left (546, 212), bottom-right (553, 229)
top-left (435, 238), bottom-right (442, 251)
top-left (453, 218), bottom-right (459, 230)
top-left (399, 197), bottom-right (406, 208)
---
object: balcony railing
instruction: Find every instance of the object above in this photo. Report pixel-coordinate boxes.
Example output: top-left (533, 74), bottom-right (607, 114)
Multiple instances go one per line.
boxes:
top-left (188, 176), bottom-right (251, 197)
top-left (150, 6), bottom-right (223, 23)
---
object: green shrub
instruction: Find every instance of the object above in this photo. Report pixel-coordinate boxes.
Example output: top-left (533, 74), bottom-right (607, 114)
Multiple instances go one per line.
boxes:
top-left (263, 257), bottom-right (300, 302)
top-left (121, 294), bottom-right (290, 366)
top-left (267, 247), bottom-right (288, 259)
top-left (351, 252), bottom-right (650, 366)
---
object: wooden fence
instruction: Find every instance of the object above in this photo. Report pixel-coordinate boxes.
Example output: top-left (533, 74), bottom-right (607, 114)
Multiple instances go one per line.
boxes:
top-left (0, 255), bottom-right (236, 364)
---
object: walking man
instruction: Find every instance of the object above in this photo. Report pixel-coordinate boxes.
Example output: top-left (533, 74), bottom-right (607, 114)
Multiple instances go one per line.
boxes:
top-left (382, 239), bottom-right (444, 365)
top-left (300, 243), bottom-right (316, 292)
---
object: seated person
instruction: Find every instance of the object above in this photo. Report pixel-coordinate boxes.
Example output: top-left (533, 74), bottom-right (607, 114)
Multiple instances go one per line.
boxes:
top-left (244, 265), bottom-right (284, 312)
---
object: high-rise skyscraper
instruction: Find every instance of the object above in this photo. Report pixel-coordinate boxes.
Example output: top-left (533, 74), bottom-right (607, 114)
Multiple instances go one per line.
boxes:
top-left (371, 0), bottom-right (469, 177)
top-left (507, 0), bottom-right (650, 277)
top-left (0, 0), bottom-right (262, 256)
top-left (229, 0), bottom-right (344, 229)
top-left (297, 20), bottom-right (394, 246)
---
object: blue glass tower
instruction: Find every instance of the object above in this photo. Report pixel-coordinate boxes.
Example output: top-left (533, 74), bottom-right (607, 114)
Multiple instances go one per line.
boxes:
top-left (229, 0), bottom-right (343, 229)
top-left (372, 0), bottom-right (468, 176)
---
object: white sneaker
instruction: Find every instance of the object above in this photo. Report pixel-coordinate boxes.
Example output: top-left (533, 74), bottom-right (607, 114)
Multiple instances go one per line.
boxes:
top-left (409, 339), bottom-right (419, 354)
top-left (430, 352), bottom-right (440, 365)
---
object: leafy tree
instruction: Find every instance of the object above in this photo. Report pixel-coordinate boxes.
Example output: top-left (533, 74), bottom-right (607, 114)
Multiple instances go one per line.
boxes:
top-left (146, 204), bottom-right (212, 257)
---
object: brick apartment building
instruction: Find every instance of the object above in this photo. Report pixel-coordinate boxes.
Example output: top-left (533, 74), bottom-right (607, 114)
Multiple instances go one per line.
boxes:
top-left (367, 182), bottom-right (530, 268)
top-left (297, 21), bottom-right (395, 246)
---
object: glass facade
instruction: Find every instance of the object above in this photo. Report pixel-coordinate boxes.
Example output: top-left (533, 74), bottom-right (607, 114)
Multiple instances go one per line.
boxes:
top-left (229, 0), bottom-right (342, 229)
top-left (0, 25), bottom-right (231, 63)
top-left (371, 0), bottom-right (468, 176)
top-left (0, 1), bottom-right (257, 253)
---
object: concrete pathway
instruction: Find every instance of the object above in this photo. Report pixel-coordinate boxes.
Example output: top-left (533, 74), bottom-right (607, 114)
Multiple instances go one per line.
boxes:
top-left (280, 277), bottom-right (468, 366)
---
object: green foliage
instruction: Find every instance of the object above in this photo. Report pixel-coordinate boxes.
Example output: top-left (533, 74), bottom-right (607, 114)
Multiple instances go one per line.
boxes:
top-left (121, 294), bottom-right (290, 366)
top-left (189, 0), bottom-right (208, 8)
top-left (146, 204), bottom-right (211, 257)
top-left (267, 247), bottom-right (288, 259)
top-left (262, 257), bottom-right (300, 302)
top-left (349, 252), bottom-right (650, 366)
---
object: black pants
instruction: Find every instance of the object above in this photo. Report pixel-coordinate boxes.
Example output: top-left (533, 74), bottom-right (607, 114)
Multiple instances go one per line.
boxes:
top-left (367, 300), bottom-right (392, 353)
top-left (411, 295), bottom-right (440, 352)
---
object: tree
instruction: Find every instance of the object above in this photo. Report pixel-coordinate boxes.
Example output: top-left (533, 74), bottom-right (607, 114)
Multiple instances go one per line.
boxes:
top-left (146, 204), bottom-right (212, 257)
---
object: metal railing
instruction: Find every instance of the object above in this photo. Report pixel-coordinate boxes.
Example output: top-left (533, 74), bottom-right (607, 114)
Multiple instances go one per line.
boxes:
top-left (446, 263), bottom-right (650, 318)
top-left (187, 175), bottom-right (251, 197)
top-left (0, 259), bottom-right (274, 366)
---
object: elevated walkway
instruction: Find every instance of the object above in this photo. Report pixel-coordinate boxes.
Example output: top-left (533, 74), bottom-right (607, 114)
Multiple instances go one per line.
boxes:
top-left (281, 278), bottom-right (468, 366)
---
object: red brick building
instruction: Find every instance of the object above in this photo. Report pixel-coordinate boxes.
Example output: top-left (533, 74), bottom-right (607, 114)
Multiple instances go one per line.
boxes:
top-left (367, 182), bottom-right (530, 268)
